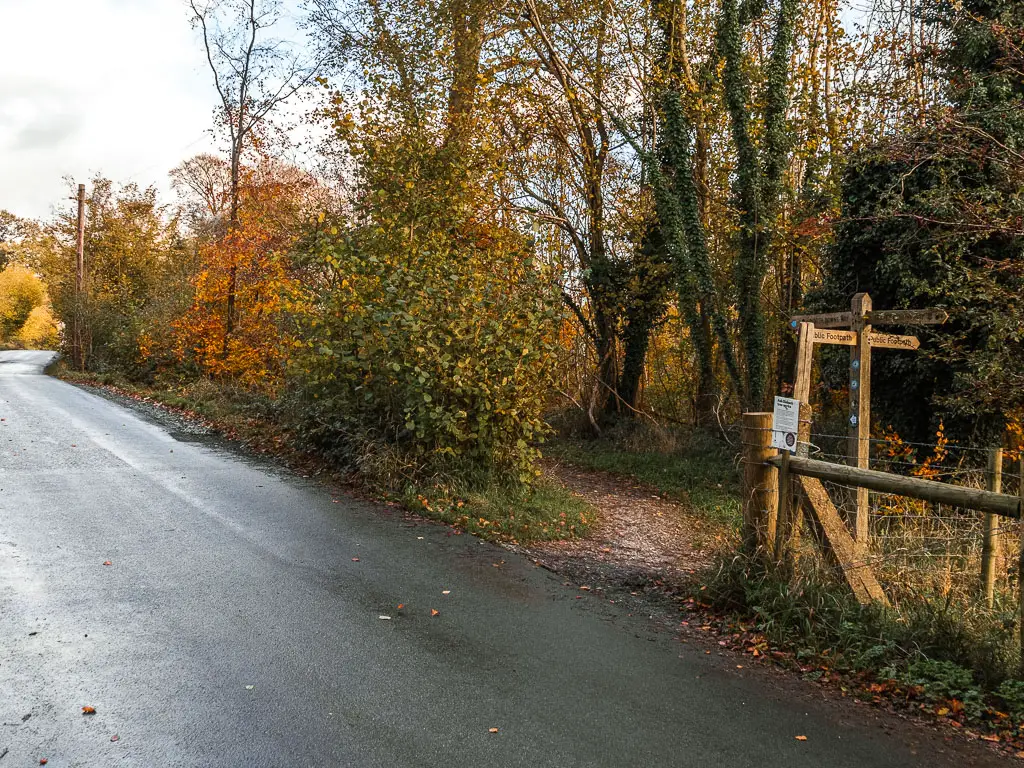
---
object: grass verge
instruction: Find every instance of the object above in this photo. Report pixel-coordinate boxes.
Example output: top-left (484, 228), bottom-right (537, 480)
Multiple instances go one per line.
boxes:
top-left (402, 480), bottom-right (592, 544)
top-left (55, 365), bottom-right (592, 545)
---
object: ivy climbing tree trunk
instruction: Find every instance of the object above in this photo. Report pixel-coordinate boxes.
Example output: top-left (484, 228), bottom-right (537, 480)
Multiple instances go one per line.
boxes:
top-left (651, 0), bottom-right (743, 416)
top-left (716, 0), bottom-right (799, 410)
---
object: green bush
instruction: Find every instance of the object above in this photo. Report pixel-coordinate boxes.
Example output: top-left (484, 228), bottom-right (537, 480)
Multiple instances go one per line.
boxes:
top-left (289, 135), bottom-right (561, 491)
top-left (996, 679), bottom-right (1024, 720)
top-left (292, 226), bottom-right (560, 490)
top-left (904, 659), bottom-right (985, 719)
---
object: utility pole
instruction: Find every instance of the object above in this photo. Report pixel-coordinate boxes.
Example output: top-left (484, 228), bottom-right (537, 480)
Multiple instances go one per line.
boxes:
top-left (74, 183), bottom-right (86, 370)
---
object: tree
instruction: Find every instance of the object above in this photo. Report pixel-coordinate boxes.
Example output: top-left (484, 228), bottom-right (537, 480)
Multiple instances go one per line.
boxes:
top-left (35, 178), bottom-right (191, 376)
top-left (499, 0), bottom-right (676, 424)
top-left (0, 265), bottom-right (46, 343)
top-left (174, 157), bottom-right (319, 388)
top-left (190, 0), bottom-right (322, 350)
top-left (714, 0), bottom-right (800, 410)
top-left (0, 211), bottom-right (17, 270)
top-left (817, 0), bottom-right (1024, 443)
top-left (170, 153), bottom-right (231, 238)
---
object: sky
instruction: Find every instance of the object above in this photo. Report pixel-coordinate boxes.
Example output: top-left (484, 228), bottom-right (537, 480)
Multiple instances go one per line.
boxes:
top-left (0, 0), bottom-right (227, 221)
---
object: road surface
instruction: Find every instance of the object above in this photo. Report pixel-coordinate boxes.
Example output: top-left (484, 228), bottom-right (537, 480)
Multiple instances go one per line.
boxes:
top-left (0, 350), bottom-right (1000, 766)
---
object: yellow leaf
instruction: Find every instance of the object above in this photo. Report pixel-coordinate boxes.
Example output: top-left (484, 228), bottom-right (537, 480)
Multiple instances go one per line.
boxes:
top-left (795, 735), bottom-right (807, 741)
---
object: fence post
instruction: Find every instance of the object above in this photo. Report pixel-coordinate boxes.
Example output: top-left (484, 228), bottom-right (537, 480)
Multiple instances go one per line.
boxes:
top-left (775, 404), bottom-right (812, 568)
top-left (741, 412), bottom-right (777, 556)
top-left (982, 447), bottom-right (1003, 608)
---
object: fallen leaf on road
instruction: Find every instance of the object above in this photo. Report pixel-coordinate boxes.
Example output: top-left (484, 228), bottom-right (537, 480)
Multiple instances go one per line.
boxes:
top-left (795, 736), bottom-right (807, 741)
top-left (981, 734), bottom-right (1000, 742)
top-left (40, 759), bottom-right (48, 765)
top-left (430, 609), bottom-right (439, 617)
top-left (378, 615), bottom-right (392, 620)
top-left (442, 590), bottom-right (450, 595)
top-left (488, 728), bottom-right (499, 733)
top-left (103, 561), bottom-right (112, 566)
top-left (397, 604), bottom-right (405, 610)
top-left (82, 706), bottom-right (96, 715)
top-left (110, 734), bottom-right (119, 742)
top-left (351, 557), bottom-right (360, 562)
top-left (245, 685), bottom-right (254, 690)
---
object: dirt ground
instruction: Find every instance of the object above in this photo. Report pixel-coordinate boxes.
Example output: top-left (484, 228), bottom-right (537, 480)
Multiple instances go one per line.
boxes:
top-left (517, 457), bottom-right (733, 600)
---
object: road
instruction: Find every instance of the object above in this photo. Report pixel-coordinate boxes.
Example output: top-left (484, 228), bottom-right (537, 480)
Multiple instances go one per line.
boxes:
top-left (0, 350), bottom-right (1001, 767)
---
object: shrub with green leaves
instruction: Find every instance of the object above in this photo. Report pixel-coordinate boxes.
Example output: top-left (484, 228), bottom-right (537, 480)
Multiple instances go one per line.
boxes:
top-left (293, 225), bottom-right (560, 489)
top-left (904, 659), bottom-right (985, 720)
top-left (289, 133), bottom-right (561, 490)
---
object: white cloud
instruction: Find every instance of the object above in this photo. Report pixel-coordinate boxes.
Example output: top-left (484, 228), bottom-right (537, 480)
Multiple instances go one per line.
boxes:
top-left (0, 0), bottom-right (220, 220)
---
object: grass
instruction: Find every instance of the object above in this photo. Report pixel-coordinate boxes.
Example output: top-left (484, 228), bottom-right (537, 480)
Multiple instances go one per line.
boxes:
top-left (544, 427), bottom-right (741, 527)
top-left (699, 553), bottom-right (1024, 731)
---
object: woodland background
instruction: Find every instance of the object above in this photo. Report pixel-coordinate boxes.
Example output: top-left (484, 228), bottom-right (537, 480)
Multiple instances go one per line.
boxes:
top-left (0, 0), bottom-right (1021, 496)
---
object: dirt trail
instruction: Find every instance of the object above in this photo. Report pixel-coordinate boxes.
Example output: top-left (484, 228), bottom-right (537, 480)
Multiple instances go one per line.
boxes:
top-left (526, 458), bottom-right (728, 590)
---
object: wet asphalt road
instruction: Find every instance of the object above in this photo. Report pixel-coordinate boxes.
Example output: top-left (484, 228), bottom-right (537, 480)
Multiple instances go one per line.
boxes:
top-left (0, 350), bottom-right (1003, 767)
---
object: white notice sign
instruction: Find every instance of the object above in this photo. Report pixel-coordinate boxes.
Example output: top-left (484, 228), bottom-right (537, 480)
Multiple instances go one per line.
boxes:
top-left (772, 396), bottom-right (801, 453)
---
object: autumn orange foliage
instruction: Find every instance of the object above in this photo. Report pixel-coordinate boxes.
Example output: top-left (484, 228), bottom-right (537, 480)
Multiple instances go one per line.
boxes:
top-left (174, 162), bottom-right (312, 392)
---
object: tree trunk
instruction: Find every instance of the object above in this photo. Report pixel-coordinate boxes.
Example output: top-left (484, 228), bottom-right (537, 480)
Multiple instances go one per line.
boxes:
top-left (775, 245), bottom-right (802, 393)
top-left (693, 305), bottom-right (718, 427)
top-left (442, 0), bottom-right (487, 150)
top-left (223, 135), bottom-right (242, 358)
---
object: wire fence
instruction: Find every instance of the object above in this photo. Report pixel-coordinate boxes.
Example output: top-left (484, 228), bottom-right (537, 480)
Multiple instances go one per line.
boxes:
top-left (797, 431), bottom-right (1024, 607)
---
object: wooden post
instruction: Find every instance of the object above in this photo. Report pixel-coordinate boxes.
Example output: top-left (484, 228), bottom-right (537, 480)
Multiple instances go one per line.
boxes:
top-left (793, 322), bottom-right (815, 405)
top-left (797, 475), bottom-right (889, 606)
top-left (849, 293), bottom-right (872, 542)
top-left (775, 450), bottom-right (791, 563)
top-left (981, 448), bottom-right (1003, 608)
top-left (76, 183), bottom-right (85, 296)
top-left (773, 326), bottom-right (816, 568)
top-left (767, 454), bottom-right (1021, 517)
top-left (742, 413), bottom-right (777, 555)
top-left (776, 404), bottom-right (813, 566)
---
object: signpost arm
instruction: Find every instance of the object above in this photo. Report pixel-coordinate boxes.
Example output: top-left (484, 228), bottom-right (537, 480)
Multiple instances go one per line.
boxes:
top-left (849, 293), bottom-right (871, 542)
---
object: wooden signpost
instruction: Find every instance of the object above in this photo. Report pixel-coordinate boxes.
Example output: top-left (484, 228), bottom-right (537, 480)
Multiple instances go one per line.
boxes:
top-left (789, 293), bottom-right (948, 541)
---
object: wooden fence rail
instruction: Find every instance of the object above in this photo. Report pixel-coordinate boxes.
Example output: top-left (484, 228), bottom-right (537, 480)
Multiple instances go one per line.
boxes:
top-left (765, 454), bottom-right (1022, 519)
top-left (742, 419), bottom-right (1024, 672)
